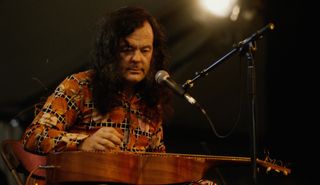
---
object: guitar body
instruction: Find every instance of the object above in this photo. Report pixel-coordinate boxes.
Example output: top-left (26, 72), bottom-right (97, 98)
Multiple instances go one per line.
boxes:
top-left (46, 151), bottom-right (209, 185)
top-left (45, 151), bottom-right (291, 185)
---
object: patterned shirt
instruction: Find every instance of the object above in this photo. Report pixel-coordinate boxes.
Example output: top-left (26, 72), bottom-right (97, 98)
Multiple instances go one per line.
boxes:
top-left (22, 70), bottom-right (166, 154)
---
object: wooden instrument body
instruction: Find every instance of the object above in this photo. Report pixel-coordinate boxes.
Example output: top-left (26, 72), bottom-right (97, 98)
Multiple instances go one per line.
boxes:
top-left (46, 151), bottom-right (210, 185)
top-left (45, 151), bottom-right (291, 185)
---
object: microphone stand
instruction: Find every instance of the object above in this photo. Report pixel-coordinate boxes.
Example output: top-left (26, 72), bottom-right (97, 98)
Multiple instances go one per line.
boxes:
top-left (244, 41), bottom-right (258, 185)
top-left (182, 23), bottom-right (275, 185)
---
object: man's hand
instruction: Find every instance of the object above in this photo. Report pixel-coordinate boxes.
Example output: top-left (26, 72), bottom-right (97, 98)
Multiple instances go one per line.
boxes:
top-left (79, 127), bottom-right (123, 151)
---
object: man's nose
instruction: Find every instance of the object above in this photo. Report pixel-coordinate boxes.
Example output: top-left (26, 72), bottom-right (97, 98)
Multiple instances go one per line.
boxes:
top-left (132, 50), bottom-right (143, 62)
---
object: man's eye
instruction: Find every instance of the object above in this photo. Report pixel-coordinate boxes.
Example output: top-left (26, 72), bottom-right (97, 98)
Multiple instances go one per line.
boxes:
top-left (141, 48), bottom-right (150, 53)
top-left (121, 46), bottom-right (133, 52)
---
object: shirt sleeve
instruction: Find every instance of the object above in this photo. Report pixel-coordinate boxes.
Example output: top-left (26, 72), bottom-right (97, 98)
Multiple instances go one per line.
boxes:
top-left (22, 75), bottom-right (89, 154)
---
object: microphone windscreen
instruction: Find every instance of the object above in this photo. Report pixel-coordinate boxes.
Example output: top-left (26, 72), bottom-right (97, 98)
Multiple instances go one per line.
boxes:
top-left (155, 70), bottom-right (169, 84)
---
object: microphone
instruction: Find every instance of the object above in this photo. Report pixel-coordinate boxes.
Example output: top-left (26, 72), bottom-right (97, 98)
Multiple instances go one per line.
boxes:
top-left (155, 70), bottom-right (197, 105)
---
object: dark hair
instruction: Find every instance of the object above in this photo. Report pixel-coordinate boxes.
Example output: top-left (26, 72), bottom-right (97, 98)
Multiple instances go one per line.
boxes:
top-left (91, 6), bottom-right (173, 122)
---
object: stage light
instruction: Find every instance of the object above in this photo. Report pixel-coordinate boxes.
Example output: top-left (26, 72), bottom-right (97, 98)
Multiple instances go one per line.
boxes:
top-left (199, 0), bottom-right (238, 18)
top-left (230, 4), bottom-right (240, 21)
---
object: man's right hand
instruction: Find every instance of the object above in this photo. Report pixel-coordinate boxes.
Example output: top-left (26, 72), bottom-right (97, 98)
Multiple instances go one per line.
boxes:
top-left (78, 127), bottom-right (123, 151)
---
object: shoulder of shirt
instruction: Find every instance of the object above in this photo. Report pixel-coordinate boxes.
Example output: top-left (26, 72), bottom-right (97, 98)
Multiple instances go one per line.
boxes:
top-left (67, 70), bottom-right (94, 84)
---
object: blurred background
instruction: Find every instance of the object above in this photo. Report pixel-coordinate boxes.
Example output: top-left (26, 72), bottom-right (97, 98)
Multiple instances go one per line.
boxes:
top-left (1, 0), bottom-right (309, 185)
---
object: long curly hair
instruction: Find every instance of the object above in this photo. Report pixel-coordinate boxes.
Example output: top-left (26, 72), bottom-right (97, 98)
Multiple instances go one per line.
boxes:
top-left (91, 6), bottom-right (173, 122)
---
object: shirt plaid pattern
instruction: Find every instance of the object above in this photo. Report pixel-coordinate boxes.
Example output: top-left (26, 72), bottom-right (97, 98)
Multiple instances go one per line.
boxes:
top-left (22, 70), bottom-right (166, 154)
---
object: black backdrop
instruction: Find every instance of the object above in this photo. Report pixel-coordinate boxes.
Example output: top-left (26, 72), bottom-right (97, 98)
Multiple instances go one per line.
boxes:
top-left (1, 0), bottom-right (312, 184)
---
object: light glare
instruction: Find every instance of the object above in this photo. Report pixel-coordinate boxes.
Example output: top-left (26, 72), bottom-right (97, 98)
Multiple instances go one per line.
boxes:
top-left (200, 0), bottom-right (237, 17)
top-left (230, 5), bottom-right (240, 21)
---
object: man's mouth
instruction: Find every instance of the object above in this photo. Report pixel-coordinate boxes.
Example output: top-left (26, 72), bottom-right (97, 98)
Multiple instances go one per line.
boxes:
top-left (127, 68), bottom-right (143, 74)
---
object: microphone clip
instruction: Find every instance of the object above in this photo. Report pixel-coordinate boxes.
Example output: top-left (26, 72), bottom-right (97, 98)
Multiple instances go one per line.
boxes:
top-left (182, 79), bottom-right (194, 91)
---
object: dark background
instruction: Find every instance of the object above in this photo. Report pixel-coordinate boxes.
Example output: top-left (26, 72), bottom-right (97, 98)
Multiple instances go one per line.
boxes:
top-left (1, 0), bottom-right (311, 184)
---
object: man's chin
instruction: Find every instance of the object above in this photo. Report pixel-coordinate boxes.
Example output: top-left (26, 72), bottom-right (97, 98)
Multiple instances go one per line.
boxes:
top-left (124, 77), bottom-right (144, 84)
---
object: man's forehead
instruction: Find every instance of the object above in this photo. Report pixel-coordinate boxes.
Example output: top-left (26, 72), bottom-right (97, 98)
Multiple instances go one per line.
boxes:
top-left (120, 33), bottom-right (153, 47)
top-left (126, 22), bottom-right (153, 41)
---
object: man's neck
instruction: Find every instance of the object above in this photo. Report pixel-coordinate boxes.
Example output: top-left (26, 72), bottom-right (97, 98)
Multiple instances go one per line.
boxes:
top-left (122, 86), bottom-right (136, 99)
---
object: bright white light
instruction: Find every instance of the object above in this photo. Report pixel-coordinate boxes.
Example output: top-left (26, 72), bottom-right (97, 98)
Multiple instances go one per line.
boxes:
top-left (200, 0), bottom-right (237, 17)
top-left (230, 5), bottom-right (240, 21)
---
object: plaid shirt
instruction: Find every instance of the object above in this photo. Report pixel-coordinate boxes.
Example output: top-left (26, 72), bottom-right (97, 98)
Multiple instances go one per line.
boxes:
top-left (22, 70), bottom-right (166, 154)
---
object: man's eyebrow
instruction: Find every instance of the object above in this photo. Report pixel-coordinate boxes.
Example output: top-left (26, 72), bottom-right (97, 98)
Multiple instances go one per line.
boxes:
top-left (142, 45), bottom-right (152, 48)
top-left (120, 39), bottom-right (152, 49)
top-left (120, 39), bottom-right (130, 46)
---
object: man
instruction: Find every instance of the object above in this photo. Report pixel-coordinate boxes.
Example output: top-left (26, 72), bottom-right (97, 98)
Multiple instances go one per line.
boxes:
top-left (21, 6), bottom-right (215, 185)
top-left (22, 6), bottom-right (172, 155)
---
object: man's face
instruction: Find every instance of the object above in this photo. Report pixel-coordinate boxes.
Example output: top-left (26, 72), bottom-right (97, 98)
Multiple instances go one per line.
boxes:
top-left (119, 21), bottom-right (154, 87)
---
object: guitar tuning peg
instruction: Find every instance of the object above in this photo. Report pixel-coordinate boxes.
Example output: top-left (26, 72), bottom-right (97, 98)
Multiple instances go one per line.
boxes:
top-left (266, 166), bottom-right (271, 173)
